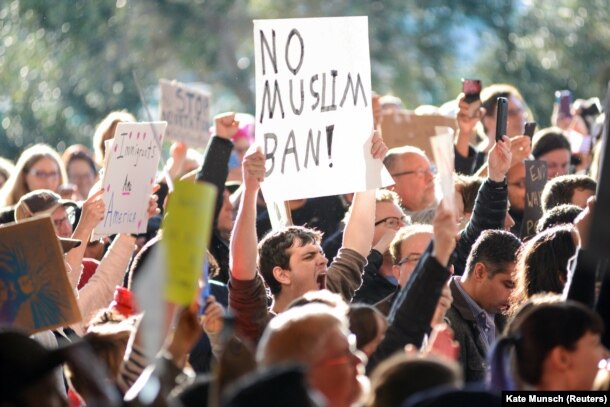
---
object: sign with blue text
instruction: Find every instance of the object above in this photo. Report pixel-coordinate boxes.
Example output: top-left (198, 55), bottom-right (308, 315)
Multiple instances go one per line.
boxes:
top-left (253, 16), bottom-right (392, 201)
top-left (93, 122), bottom-right (166, 238)
top-left (160, 79), bottom-right (211, 148)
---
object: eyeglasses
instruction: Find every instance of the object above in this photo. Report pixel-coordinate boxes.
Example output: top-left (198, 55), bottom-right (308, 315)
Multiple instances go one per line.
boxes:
top-left (29, 169), bottom-right (59, 180)
top-left (52, 207), bottom-right (76, 228)
top-left (69, 172), bottom-right (94, 181)
top-left (374, 216), bottom-right (409, 228)
top-left (391, 165), bottom-right (437, 178)
top-left (397, 253), bottom-right (422, 266)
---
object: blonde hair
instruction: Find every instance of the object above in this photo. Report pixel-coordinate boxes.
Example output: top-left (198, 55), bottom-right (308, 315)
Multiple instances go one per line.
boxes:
top-left (0, 144), bottom-right (67, 207)
top-left (93, 110), bottom-right (136, 166)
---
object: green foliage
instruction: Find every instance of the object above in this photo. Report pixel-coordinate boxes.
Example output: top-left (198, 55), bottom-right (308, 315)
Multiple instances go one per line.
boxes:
top-left (0, 0), bottom-right (608, 162)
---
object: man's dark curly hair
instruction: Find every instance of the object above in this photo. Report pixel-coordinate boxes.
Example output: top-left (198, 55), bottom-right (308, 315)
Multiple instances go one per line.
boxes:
top-left (258, 226), bottom-right (323, 296)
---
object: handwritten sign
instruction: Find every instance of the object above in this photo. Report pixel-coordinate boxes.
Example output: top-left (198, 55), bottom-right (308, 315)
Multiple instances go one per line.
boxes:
top-left (160, 79), bottom-right (211, 148)
top-left (589, 83), bottom-right (610, 258)
top-left (521, 160), bottom-right (548, 239)
top-left (0, 217), bottom-right (81, 334)
top-left (163, 180), bottom-right (217, 305)
top-left (254, 16), bottom-right (392, 201)
top-left (93, 121), bottom-right (166, 238)
top-left (381, 110), bottom-right (458, 163)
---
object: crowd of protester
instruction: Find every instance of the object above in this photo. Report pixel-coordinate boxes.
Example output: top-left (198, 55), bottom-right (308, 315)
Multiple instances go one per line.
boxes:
top-left (0, 79), bottom-right (608, 407)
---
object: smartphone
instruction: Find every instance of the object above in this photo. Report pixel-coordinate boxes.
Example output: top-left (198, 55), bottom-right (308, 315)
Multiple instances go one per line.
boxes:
top-left (555, 90), bottom-right (572, 118)
top-left (495, 97), bottom-right (508, 142)
top-left (462, 79), bottom-right (482, 103)
top-left (524, 121), bottom-right (537, 138)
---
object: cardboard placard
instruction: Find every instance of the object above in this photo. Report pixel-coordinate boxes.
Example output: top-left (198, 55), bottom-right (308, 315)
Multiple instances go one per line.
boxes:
top-left (0, 217), bottom-right (81, 334)
top-left (380, 110), bottom-right (457, 162)
top-left (430, 128), bottom-right (456, 209)
top-left (93, 121), bottom-right (166, 238)
top-left (253, 16), bottom-right (392, 201)
top-left (160, 79), bottom-right (211, 148)
top-left (521, 160), bottom-right (548, 239)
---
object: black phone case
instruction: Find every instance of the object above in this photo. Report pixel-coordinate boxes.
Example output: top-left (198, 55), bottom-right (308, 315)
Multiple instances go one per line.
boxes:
top-left (495, 97), bottom-right (508, 141)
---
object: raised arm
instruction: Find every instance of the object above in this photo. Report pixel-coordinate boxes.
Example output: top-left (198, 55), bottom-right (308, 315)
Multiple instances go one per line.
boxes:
top-left (196, 113), bottom-right (237, 226)
top-left (454, 93), bottom-right (485, 175)
top-left (367, 201), bottom-right (456, 373)
top-left (229, 147), bottom-right (265, 281)
top-left (66, 188), bottom-right (105, 288)
top-left (453, 136), bottom-right (511, 275)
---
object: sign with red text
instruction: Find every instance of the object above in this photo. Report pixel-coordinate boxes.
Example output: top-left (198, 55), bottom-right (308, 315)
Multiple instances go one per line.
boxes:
top-left (254, 16), bottom-right (392, 201)
top-left (93, 122), bottom-right (166, 238)
top-left (160, 79), bottom-right (211, 148)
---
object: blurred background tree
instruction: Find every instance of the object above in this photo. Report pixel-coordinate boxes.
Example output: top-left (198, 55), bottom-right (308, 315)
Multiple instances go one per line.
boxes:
top-left (0, 0), bottom-right (608, 160)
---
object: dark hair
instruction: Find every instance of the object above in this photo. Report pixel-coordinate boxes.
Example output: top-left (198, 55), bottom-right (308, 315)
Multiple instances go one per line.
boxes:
top-left (258, 226), bottom-right (322, 296)
top-left (510, 225), bottom-right (576, 314)
top-left (536, 204), bottom-right (582, 233)
top-left (465, 230), bottom-right (522, 278)
top-left (531, 127), bottom-right (571, 159)
top-left (490, 300), bottom-right (603, 390)
top-left (368, 354), bottom-right (462, 407)
top-left (541, 174), bottom-right (596, 212)
top-left (348, 304), bottom-right (385, 350)
top-left (64, 149), bottom-right (97, 176)
top-left (454, 174), bottom-right (484, 213)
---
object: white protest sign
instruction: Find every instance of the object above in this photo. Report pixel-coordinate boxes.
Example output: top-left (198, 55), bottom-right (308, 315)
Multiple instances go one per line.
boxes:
top-left (431, 127), bottom-right (455, 210)
top-left (160, 79), bottom-right (211, 148)
top-left (93, 122), bottom-right (166, 238)
top-left (254, 16), bottom-right (392, 202)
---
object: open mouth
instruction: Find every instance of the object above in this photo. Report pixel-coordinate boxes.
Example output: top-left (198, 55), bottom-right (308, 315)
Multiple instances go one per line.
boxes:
top-left (316, 273), bottom-right (327, 290)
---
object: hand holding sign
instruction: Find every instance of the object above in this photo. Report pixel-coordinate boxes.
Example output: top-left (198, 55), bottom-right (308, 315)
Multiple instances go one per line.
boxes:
top-left (78, 188), bottom-right (106, 232)
top-left (370, 130), bottom-right (387, 160)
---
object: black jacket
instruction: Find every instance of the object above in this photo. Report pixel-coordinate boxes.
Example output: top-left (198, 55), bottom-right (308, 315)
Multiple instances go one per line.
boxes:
top-left (367, 242), bottom-right (451, 374)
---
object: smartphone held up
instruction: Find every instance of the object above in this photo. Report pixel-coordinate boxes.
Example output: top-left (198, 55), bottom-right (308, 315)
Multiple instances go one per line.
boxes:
top-left (462, 79), bottom-right (482, 118)
top-left (495, 97), bottom-right (508, 142)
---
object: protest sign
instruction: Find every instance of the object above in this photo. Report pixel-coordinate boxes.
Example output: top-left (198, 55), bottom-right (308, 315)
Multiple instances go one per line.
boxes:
top-left (430, 127), bottom-right (455, 209)
top-left (93, 121), bottom-right (166, 239)
top-left (589, 83), bottom-right (610, 258)
top-left (163, 180), bottom-right (217, 305)
top-left (253, 16), bottom-right (392, 201)
top-left (521, 160), bottom-right (548, 239)
top-left (381, 110), bottom-right (457, 162)
top-left (160, 79), bottom-right (211, 148)
top-left (0, 217), bottom-right (81, 334)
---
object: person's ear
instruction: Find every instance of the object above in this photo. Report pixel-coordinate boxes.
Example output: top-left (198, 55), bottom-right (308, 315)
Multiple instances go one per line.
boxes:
top-left (272, 266), bottom-right (291, 286)
top-left (473, 262), bottom-right (487, 281)
top-left (391, 265), bottom-right (401, 281)
top-left (547, 346), bottom-right (571, 372)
